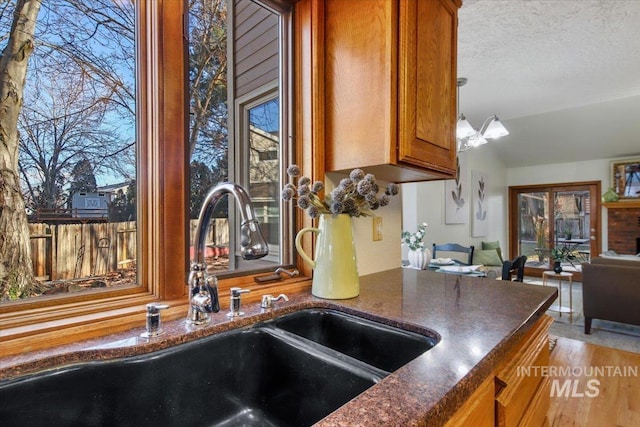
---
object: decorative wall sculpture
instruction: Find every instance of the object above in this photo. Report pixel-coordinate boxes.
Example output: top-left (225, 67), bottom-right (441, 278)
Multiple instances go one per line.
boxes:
top-left (445, 156), bottom-right (469, 224)
top-left (472, 170), bottom-right (488, 237)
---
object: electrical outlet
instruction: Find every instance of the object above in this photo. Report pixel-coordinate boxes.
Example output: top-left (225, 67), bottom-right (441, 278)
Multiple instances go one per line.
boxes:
top-left (372, 217), bottom-right (383, 241)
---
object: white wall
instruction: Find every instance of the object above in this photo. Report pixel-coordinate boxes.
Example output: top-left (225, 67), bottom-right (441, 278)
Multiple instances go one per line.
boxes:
top-left (507, 155), bottom-right (639, 252)
top-left (402, 145), bottom-right (509, 260)
top-left (337, 149), bottom-right (636, 275)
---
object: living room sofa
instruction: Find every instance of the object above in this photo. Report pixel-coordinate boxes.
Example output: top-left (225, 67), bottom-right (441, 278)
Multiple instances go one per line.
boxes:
top-left (581, 255), bottom-right (640, 334)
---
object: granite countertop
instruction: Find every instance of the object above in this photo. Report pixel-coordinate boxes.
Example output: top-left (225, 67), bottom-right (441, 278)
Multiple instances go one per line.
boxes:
top-left (0, 268), bottom-right (556, 426)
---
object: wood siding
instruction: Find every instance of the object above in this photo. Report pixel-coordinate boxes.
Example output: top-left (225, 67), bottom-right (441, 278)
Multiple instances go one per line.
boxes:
top-left (233, 0), bottom-right (279, 98)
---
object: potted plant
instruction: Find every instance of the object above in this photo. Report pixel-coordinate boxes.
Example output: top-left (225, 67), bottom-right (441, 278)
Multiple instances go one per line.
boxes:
top-left (551, 247), bottom-right (570, 273)
top-left (401, 223), bottom-right (431, 269)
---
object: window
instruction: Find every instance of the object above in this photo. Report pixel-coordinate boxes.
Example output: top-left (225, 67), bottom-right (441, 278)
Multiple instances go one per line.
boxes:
top-left (244, 92), bottom-right (281, 263)
top-left (189, 0), bottom-right (292, 274)
top-left (0, 0), bottom-right (298, 356)
top-left (2, 0), bottom-right (138, 302)
top-left (258, 151), bottom-right (279, 162)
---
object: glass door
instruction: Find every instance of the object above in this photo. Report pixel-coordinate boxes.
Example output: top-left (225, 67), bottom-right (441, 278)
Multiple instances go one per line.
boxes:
top-left (552, 190), bottom-right (592, 272)
top-left (509, 182), bottom-right (601, 281)
top-left (516, 191), bottom-right (550, 268)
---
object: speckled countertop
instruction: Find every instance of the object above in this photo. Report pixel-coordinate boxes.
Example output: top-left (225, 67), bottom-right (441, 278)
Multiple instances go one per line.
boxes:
top-left (0, 268), bottom-right (556, 426)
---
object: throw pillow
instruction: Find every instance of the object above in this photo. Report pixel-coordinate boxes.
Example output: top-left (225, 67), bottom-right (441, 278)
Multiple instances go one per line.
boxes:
top-left (474, 249), bottom-right (503, 266)
top-left (481, 240), bottom-right (501, 250)
top-left (481, 240), bottom-right (503, 262)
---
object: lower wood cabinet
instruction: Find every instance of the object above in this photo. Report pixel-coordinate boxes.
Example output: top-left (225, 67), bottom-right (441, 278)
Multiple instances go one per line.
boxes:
top-left (447, 314), bottom-right (553, 426)
top-left (495, 315), bottom-right (553, 427)
top-left (445, 374), bottom-right (495, 427)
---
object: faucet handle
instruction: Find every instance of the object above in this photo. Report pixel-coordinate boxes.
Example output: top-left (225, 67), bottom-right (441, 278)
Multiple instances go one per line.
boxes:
top-left (227, 287), bottom-right (250, 318)
top-left (230, 287), bottom-right (250, 298)
top-left (141, 303), bottom-right (169, 338)
top-left (146, 302), bottom-right (169, 314)
top-left (261, 293), bottom-right (289, 309)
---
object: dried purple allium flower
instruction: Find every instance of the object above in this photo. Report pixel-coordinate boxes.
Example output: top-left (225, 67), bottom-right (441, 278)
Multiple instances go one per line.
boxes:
top-left (297, 195), bottom-right (311, 209)
top-left (356, 180), bottom-right (371, 196)
top-left (331, 187), bottom-right (346, 202)
top-left (298, 176), bottom-right (311, 186)
top-left (312, 181), bottom-right (324, 193)
top-left (330, 201), bottom-right (344, 215)
top-left (287, 164), bottom-right (301, 177)
top-left (339, 178), bottom-right (352, 189)
top-left (307, 205), bottom-right (320, 218)
top-left (349, 206), bottom-right (362, 217)
top-left (350, 169), bottom-right (364, 182)
top-left (281, 165), bottom-right (398, 218)
top-left (297, 184), bottom-right (311, 196)
top-left (281, 187), bottom-right (295, 201)
top-left (365, 192), bottom-right (378, 202)
top-left (342, 198), bottom-right (356, 213)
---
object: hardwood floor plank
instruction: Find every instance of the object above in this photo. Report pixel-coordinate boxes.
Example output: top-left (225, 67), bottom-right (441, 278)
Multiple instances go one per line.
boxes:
top-left (548, 336), bottom-right (640, 426)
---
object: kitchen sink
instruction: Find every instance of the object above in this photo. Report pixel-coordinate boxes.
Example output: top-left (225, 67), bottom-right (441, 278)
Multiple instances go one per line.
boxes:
top-left (271, 309), bottom-right (439, 372)
top-left (0, 309), bottom-right (438, 427)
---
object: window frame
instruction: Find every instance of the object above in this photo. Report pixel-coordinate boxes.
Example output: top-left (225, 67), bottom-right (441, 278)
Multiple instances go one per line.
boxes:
top-left (0, 0), bottom-right (309, 357)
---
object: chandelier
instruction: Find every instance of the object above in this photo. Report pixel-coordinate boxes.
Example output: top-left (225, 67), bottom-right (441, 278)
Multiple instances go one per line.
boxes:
top-left (456, 78), bottom-right (509, 152)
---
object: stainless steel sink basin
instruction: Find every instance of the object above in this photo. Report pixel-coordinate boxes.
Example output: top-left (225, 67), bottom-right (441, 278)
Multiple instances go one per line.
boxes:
top-left (271, 309), bottom-right (439, 372)
top-left (0, 308), bottom-right (438, 426)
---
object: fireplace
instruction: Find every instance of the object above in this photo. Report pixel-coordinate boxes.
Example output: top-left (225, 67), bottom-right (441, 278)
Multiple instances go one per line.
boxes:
top-left (606, 206), bottom-right (640, 254)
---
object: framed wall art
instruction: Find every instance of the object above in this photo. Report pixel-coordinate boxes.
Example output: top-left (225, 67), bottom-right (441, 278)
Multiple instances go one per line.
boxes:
top-left (611, 158), bottom-right (640, 199)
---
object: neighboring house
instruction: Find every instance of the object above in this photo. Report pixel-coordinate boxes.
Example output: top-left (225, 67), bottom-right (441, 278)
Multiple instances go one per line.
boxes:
top-left (249, 125), bottom-right (280, 249)
top-left (70, 192), bottom-right (109, 219)
top-left (97, 181), bottom-right (131, 203)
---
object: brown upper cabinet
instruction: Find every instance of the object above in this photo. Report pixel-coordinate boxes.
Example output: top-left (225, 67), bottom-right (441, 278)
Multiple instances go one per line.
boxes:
top-left (324, 0), bottom-right (460, 183)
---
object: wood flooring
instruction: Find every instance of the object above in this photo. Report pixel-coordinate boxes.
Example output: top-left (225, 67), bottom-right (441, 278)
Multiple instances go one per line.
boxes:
top-left (548, 336), bottom-right (640, 426)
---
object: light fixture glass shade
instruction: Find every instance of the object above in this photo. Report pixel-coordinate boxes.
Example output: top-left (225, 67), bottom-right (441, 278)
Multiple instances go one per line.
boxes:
top-left (456, 114), bottom-right (476, 139)
top-left (481, 116), bottom-right (509, 139)
top-left (468, 132), bottom-right (487, 147)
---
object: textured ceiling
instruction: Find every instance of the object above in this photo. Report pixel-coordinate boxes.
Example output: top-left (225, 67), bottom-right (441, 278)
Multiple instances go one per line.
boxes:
top-left (457, 0), bottom-right (640, 167)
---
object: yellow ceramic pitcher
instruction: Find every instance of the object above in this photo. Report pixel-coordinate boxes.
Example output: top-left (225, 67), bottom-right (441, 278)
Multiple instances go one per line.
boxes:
top-left (295, 213), bottom-right (359, 299)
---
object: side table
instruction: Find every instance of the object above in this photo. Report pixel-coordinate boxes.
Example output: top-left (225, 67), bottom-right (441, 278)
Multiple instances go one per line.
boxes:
top-left (542, 271), bottom-right (574, 323)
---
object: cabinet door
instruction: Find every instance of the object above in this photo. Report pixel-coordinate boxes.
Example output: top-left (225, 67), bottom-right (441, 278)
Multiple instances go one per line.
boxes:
top-left (495, 315), bottom-right (553, 427)
top-left (445, 374), bottom-right (495, 427)
top-left (398, 0), bottom-right (458, 175)
top-left (324, 0), bottom-right (397, 174)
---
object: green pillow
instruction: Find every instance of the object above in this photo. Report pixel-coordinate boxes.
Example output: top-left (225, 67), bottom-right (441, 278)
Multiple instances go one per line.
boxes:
top-left (480, 240), bottom-right (503, 262)
top-left (481, 240), bottom-right (501, 250)
top-left (474, 249), bottom-right (504, 266)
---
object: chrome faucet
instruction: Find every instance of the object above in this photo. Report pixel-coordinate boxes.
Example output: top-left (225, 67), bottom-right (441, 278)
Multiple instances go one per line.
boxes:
top-left (187, 183), bottom-right (269, 325)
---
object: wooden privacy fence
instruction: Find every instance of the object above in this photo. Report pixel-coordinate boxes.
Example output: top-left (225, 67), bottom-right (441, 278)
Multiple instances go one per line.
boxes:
top-left (29, 219), bottom-right (229, 282)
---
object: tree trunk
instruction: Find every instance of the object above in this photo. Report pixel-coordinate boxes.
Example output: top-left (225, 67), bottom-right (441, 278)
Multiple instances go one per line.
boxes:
top-left (0, 0), bottom-right (43, 299)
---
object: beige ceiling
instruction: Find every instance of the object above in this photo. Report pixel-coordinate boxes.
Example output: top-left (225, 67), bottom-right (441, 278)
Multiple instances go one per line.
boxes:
top-left (457, 0), bottom-right (640, 167)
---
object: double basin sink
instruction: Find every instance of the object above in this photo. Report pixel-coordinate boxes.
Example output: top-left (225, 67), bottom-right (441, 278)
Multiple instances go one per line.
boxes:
top-left (0, 308), bottom-right (439, 426)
